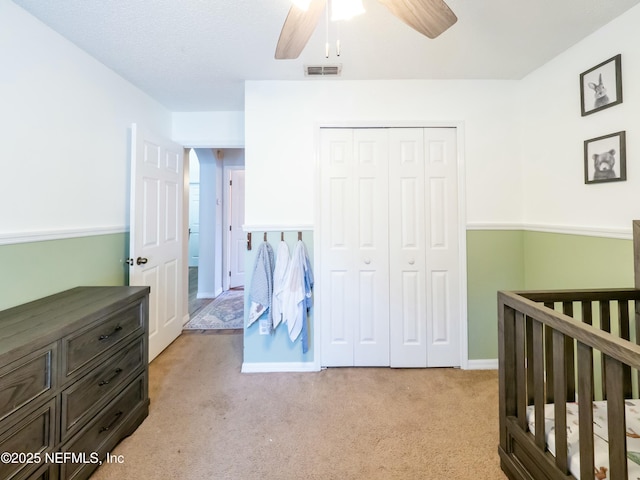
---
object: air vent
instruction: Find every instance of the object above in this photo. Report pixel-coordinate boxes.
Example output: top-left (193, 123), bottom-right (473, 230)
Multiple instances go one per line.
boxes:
top-left (304, 64), bottom-right (342, 76)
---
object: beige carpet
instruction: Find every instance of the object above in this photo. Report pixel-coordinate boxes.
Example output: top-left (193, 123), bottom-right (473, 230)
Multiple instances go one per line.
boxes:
top-left (90, 333), bottom-right (507, 480)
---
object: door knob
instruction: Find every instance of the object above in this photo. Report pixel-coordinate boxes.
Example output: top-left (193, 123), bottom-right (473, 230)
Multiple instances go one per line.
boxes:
top-left (408, 259), bottom-right (415, 265)
top-left (363, 258), bottom-right (371, 265)
top-left (136, 257), bottom-right (148, 265)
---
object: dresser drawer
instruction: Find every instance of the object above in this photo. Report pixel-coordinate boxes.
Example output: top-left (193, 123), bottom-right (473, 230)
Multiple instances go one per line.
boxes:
top-left (61, 337), bottom-right (144, 439)
top-left (62, 302), bottom-right (143, 379)
top-left (0, 345), bottom-right (56, 423)
top-left (60, 374), bottom-right (146, 480)
top-left (0, 398), bottom-right (56, 480)
top-left (23, 463), bottom-right (57, 480)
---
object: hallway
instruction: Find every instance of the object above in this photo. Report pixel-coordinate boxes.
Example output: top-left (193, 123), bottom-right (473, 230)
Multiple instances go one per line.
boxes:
top-left (188, 267), bottom-right (213, 317)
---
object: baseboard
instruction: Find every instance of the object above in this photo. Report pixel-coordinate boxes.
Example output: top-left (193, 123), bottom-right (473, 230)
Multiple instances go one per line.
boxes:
top-left (196, 292), bottom-right (216, 299)
top-left (241, 362), bottom-right (320, 373)
top-left (466, 358), bottom-right (498, 370)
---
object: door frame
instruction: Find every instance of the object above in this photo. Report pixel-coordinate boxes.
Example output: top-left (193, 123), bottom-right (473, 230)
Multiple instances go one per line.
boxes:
top-left (223, 165), bottom-right (245, 291)
top-left (314, 121), bottom-right (469, 369)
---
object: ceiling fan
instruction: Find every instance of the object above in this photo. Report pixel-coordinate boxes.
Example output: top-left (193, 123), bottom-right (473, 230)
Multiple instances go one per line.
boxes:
top-left (275, 0), bottom-right (458, 59)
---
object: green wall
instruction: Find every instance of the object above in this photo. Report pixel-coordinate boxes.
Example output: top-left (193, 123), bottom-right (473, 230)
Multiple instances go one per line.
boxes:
top-left (523, 231), bottom-right (634, 290)
top-left (465, 229), bottom-right (634, 361)
top-left (0, 233), bottom-right (129, 311)
top-left (466, 230), bottom-right (525, 359)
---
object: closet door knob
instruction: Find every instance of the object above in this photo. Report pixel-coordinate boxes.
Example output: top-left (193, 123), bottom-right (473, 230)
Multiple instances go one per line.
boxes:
top-left (363, 258), bottom-right (371, 265)
top-left (408, 259), bottom-right (415, 265)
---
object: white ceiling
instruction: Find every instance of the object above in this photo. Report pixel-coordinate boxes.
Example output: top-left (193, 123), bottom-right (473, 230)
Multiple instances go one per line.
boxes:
top-left (12, 0), bottom-right (640, 111)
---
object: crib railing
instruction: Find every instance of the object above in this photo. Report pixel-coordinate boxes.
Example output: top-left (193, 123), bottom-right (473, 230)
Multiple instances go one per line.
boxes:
top-left (499, 288), bottom-right (640, 479)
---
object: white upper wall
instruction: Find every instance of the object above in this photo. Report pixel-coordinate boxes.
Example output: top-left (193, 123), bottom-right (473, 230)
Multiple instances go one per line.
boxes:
top-left (244, 79), bottom-right (522, 228)
top-left (8, 0), bottom-right (639, 237)
top-left (172, 111), bottom-right (244, 148)
top-left (0, 0), bottom-right (171, 236)
top-left (519, 3), bottom-right (640, 232)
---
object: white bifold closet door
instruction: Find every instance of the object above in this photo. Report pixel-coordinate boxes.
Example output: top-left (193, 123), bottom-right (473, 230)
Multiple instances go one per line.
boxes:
top-left (320, 127), bottom-right (460, 368)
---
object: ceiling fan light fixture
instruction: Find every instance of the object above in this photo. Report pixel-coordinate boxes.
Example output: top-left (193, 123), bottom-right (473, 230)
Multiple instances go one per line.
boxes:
top-left (331, 0), bottom-right (365, 21)
top-left (291, 0), bottom-right (312, 11)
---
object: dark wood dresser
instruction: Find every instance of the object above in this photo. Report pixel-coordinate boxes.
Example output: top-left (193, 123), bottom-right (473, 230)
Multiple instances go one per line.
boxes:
top-left (0, 286), bottom-right (150, 480)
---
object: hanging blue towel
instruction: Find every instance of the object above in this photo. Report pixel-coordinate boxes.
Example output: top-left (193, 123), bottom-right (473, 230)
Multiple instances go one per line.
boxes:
top-left (247, 241), bottom-right (275, 331)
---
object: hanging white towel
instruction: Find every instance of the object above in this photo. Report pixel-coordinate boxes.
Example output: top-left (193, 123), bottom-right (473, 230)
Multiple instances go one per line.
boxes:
top-left (281, 240), bottom-right (313, 351)
top-left (247, 241), bottom-right (275, 329)
top-left (271, 240), bottom-right (290, 329)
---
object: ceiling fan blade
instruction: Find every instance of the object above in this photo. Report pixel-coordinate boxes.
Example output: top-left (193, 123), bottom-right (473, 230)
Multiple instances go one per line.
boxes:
top-left (377, 0), bottom-right (457, 39)
top-left (275, 0), bottom-right (327, 59)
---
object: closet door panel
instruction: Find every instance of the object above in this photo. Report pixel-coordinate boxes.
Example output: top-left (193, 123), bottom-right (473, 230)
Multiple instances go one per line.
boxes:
top-left (320, 129), bottom-right (356, 366)
top-left (320, 127), bottom-right (460, 368)
top-left (424, 128), bottom-right (460, 367)
top-left (353, 129), bottom-right (390, 366)
top-left (389, 128), bottom-right (428, 367)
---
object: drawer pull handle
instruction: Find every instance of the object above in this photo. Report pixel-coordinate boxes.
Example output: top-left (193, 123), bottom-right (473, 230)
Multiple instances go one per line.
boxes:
top-left (99, 325), bottom-right (123, 341)
top-left (99, 411), bottom-right (123, 433)
top-left (99, 368), bottom-right (123, 387)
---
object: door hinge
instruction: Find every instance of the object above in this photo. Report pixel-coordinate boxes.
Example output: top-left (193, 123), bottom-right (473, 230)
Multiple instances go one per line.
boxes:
top-left (228, 271), bottom-right (231, 277)
top-left (229, 225), bottom-right (232, 231)
top-left (229, 180), bottom-right (232, 186)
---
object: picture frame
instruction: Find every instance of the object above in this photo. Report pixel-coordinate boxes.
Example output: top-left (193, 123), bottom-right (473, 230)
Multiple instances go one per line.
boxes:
top-left (580, 54), bottom-right (622, 116)
top-left (584, 131), bottom-right (626, 184)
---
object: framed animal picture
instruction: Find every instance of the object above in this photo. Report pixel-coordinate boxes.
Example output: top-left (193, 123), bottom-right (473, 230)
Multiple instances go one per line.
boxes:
top-left (584, 131), bottom-right (626, 184)
top-left (580, 54), bottom-right (622, 116)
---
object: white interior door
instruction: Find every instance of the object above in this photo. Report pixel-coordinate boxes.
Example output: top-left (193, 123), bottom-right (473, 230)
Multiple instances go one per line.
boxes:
top-left (389, 128), bottom-right (428, 367)
top-left (319, 129), bottom-right (355, 366)
top-left (228, 169), bottom-right (245, 288)
top-left (319, 126), bottom-right (460, 368)
top-left (129, 123), bottom-right (184, 362)
top-left (424, 127), bottom-right (460, 367)
top-left (320, 128), bottom-right (390, 367)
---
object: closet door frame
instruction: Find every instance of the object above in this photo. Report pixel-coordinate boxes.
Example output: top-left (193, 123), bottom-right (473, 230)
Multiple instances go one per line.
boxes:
top-left (314, 121), bottom-right (469, 369)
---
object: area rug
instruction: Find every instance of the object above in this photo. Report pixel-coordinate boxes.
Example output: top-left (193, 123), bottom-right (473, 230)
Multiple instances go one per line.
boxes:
top-left (184, 289), bottom-right (244, 330)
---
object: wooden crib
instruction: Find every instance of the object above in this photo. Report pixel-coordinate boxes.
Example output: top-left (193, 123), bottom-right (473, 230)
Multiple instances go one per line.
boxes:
top-left (498, 221), bottom-right (640, 480)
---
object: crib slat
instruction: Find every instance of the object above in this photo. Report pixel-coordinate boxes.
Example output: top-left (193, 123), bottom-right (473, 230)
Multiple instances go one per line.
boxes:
top-left (619, 300), bottom-right (632, 398)
top-left (545, 302), bottom-right (555, 404)
top-left (604, 354), bottom-right (628, 479)
top-left (581, 301), bottom-right (593, 326)
top-left (515, 311), bottom-right (527, 429)
top-left (532, 320), bottom-right (546, 449)
top-left (499, 304), bottom-right (517, 448)
top-left (553, 329), bottom-right (569, 474)
top-left (526, 316), bottom-right (534, 405)
top-left (600, 301), bottom-right (611, 400)
top-left (577, 341), bottom-right (594, 480)
top-left (562, 302), bottom-right (576, 401)
top-left (581, 301), bottom-right (594, 401)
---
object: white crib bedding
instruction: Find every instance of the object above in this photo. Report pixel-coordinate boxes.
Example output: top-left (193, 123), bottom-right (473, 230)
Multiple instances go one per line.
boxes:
top-left (526, 400), bottom-right (640, 479)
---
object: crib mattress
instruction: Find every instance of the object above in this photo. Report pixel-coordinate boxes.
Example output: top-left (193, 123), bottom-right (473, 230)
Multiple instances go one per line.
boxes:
top-left (527, 400), bottom-right (640, 479)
